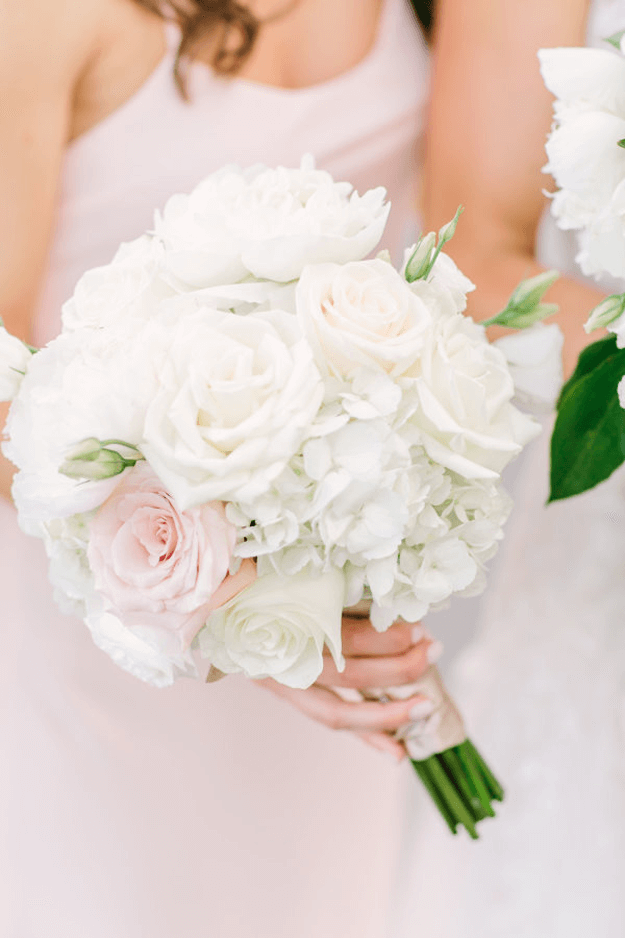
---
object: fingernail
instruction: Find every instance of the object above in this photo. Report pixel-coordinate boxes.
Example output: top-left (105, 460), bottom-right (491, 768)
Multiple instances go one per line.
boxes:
top-left (411, 624), bottom-right (425, 643)
top-left (427, 640), bottom-right (444, 664)
top-left (409, 698), bottom-right (435, 720)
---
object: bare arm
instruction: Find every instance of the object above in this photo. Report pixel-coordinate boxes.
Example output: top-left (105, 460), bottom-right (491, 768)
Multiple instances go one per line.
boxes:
top-left (0, 0), bottom-right (105, 500)
top-left (424, 0), bottom-right (603, 376)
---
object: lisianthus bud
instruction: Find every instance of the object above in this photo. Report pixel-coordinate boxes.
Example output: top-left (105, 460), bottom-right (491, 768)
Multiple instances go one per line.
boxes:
top-left (584, 293), bottom-right (625, 332)
top-left (508, 270), bottom-right (559, 312)
top-left (606, 28), bottom-right (625, 51)
top-left (482, 270), bottom-right (560, 329)
top-left (405, 233), bottom-right (436, 282)
top-left (60, 438), bottom-right (141, 481)
top-left (436, 205), bottom-right (463, 248)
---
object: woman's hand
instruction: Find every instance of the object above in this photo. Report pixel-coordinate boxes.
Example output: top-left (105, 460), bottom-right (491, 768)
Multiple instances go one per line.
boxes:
top-left (258, 616), bottom-right (440, 761)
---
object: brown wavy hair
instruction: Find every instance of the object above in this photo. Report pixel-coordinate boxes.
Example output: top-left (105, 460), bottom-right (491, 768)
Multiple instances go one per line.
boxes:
top-left (133, 1), bottom-right (260, 93)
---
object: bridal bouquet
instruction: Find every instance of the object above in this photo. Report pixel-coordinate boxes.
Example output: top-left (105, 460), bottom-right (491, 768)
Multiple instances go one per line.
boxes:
top-left (0, 158), bottom-right (552, 837)
top-left (540, 34), bottom-right (625, 500)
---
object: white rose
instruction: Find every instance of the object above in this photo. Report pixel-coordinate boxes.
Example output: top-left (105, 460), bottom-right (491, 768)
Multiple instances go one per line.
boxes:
top-left (402, 248), bottom-right (475, 316)
top-left (198, 568), bottom-right (345, 689)
top-left (142, 307), bottom-right (324, 509)
top-left (410, 313), bottom-right (540, 479)
top-left (155, 157), bottom-right (390, 288)
top-left (296, 259), bottom-right (432, 378)
top-left (539, 47), bottom-right (625, 278)
top-left (494, 323), bottom-right (564, 413)
top-left (0, 326), bottom-right (33, 401)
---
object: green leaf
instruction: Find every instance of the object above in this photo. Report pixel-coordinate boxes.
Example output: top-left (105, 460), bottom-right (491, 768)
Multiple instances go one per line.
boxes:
top-left (557, 334), bottom-right (617, 407)
top-left (549, 336), bottom-right (625, 501)
top-left (619, 138), bottom-right (625, 149)
top-left (606, 29), bottom-right (625, 50)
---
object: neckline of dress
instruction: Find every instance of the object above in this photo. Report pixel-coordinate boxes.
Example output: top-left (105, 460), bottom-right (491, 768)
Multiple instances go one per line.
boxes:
top-left (68, 0), bottom-right (398, 154)
top-left (205, 0), bottom-right (397, 97)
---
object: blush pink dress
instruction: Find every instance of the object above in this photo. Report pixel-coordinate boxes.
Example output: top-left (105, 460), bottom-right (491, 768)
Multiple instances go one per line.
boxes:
top-left (0, 3), bottom-right (428, 936)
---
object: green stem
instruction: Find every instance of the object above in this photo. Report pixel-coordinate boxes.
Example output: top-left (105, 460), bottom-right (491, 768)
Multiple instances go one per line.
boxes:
top-left (440, 749), bottom-right (489, 821)
top-left (466, 740), bottom-right (504, 802)
top-left (411, 760), bottom-right (458, 836)
top-left (454, 742), bottom-right (495, 818)
top-left (423, 755), bottom-right (479, 840)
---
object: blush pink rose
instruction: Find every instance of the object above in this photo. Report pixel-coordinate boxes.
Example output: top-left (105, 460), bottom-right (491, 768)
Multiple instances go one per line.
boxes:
top-left (87, 464), bottom-right (255, 653)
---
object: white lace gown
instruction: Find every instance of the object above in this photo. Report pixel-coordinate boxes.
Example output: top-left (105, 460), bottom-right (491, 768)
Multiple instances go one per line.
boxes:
top-left (0, 3), bottom-right (430, 936)
top-left (392, 3), bottom-right (625, 935)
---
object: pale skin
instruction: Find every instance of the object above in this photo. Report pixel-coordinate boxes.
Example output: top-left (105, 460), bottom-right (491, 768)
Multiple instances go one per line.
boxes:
top-left (0, 0), bottom-right (433, 760)
top-left (424, 0), bottom-right (604, 374)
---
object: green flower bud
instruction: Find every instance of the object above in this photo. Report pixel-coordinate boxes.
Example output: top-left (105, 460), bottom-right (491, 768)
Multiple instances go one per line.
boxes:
top-left (437, 205), bottom-right (463, 248)
top-left (405, 232), bottom-right (436, 282)
top-left (59, 437), bottom-right (142, 481)
top-left (60, 447), bottom-right (127, 481)
top-left (508, 270), bottom-right (559, 312)
top-left (584, 293), bottom-right (625, 333)
top-left (483, 270), bottom-right (560, 329)
top-left (606, 29), bottom-right (625, 50)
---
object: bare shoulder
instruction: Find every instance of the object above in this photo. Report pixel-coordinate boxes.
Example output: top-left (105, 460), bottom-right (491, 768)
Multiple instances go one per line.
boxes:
top-left (0, 0), bottom-right (105, 87)
top-left (0, 0), bottom-right (148, 90)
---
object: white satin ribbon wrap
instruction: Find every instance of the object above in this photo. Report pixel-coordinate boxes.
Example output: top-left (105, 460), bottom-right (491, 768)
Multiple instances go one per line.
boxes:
top-left (364, 666), bottom-right (467, 761)
top-left (344, 600), bottom-right (466, 760)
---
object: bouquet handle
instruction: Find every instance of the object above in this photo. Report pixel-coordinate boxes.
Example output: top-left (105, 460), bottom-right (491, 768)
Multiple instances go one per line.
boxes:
top-left (362, 668), bottom-right (504, 839)
top-left (344, 601), bottom-right (503, 838)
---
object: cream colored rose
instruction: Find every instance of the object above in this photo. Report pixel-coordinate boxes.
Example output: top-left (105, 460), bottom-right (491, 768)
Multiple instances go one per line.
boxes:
top-left (296, 259), bottom-right (432, 378)
top-left (142, 307), bottom-right (324, 509)
top-left (411, 313), bottom-right (540, 479)
top-left (198, 569), bottom-right (346, 689)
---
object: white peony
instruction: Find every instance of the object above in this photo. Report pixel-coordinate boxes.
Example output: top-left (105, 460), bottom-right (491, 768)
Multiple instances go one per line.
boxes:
top-left (409, 312), bottom-right (540, 479)
top-left (296, 258), bottom-right (432, 378)
top-left (142, 307), bottom-right (324, 509)
top-left (494, 323), bottom-right (564, 413)
top-left (198, 568), bottom-right (345, 689)
top-left (0, 326), bottom-right (33, 402)
top-left (154, 156), bottom-right (390, 288)
top-left (61, 235), bottom-right (169, 331)
top-left (539, 46), bottom-right (625, 278)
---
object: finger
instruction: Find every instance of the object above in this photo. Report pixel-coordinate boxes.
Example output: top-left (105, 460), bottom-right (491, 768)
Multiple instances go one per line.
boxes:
top-left (358, 731), bottom-right (407, 762)
top-left (334, 618), bottom-right (421, 657)
top-left (319, 637), bottom-right (432, 689)
top-left (259, 679), bottom-right (430, 733)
